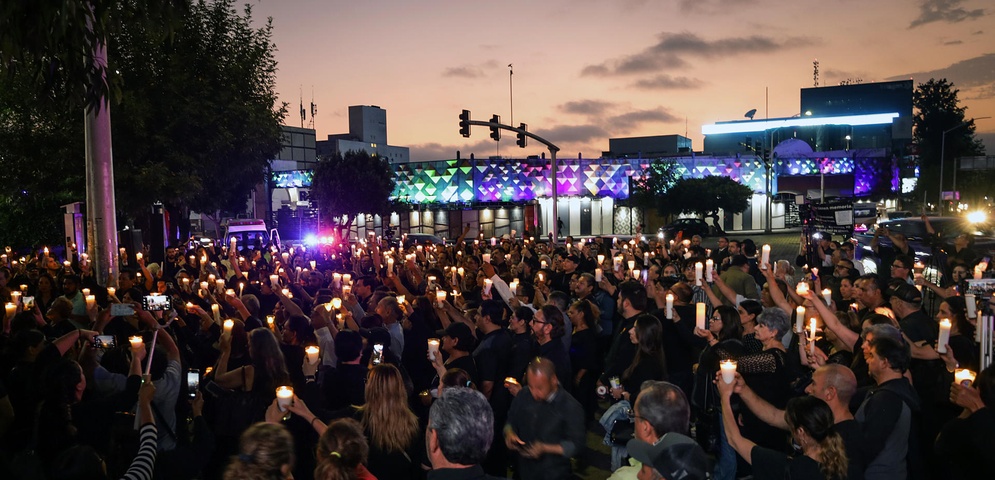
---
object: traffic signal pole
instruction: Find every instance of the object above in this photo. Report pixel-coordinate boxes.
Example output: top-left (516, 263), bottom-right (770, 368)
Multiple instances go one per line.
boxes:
top-left (458, 111), bottom-right (562, 241)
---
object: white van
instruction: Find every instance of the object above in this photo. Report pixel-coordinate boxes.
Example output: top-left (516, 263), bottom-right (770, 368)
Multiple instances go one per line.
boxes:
top-left (224, 219), bottom-right (280, 253)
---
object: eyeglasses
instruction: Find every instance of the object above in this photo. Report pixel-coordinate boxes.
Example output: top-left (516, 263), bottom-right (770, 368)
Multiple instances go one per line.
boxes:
top-left (530, 319), bottom-right (548, 325)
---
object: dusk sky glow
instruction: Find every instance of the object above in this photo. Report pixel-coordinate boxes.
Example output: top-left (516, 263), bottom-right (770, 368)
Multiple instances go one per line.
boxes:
top-left (250, 0), bottom-right (995, 161)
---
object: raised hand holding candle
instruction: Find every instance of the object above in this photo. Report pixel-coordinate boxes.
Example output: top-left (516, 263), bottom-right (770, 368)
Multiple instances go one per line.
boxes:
top-left (955, 368), bottom-right (977, 386)
top-left (796, 282), bottom-right (810, 297)
top-left (82, 288), bottom-right (91, 297)
top-left (266, 315), bottom-right (275, 330)
top-left (627, 260), bottom-right (635, 272)
top-left (705, 259), bottom-right (714, 282)
top-left (937, 319), bottom-right (951, 353)
top-left (665, 293), bottom-right (674, 319)
top-left (129, 336), bottom-right (144, 351)
top-left (436, 290), bottom-right (448, 307)
top-left (482, 253), bottom-right (491, 264)
top-left (269, 274), bottom-right (279, 288)
top-left (107, 287), bottom-right (116, 297)
top-left (85, 295), bottom-right (96, 309)
top-left (795, 306), bottom-right (806, 333)
top-left (720, 360), bottom-right (737, 384)
top-left (305, 345), bottom-right (320, 365)
top-left (695, 303), bottom-right (706, 330)
top-left (632, 269), bottom-right (641, 280)
top-left (761, 244), bottom-right (771, 269)
top-left (276, 386), bottom-right (294, 412)
top-left (223, 319), bottom-right (234, 337)
top-left (342, 273), bottom-right (352, 285)
top-left (428, 338), bottom-right (440, 361)
top-left (483, 279), bottom-right (493, 295)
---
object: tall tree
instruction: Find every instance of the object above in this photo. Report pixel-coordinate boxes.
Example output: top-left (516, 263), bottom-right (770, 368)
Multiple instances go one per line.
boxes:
top-left (109, 0), bottom-right (285, 242)
top-left (660, 176), bottom-right (754, 227)
top-left (630, 159), bottom-right (680, 215)
top-left (310, 151), bottom-right (396, 239)
top-left (912, 78), bottom-right (985, 209)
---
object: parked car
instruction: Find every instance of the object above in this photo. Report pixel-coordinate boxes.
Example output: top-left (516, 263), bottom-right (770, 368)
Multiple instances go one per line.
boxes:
top-left (658, 218), bottom-right (717, 241)
top-left (403, 233), bottom-right (446, 248)
top-left (854, 216), bottom-right (995, 269)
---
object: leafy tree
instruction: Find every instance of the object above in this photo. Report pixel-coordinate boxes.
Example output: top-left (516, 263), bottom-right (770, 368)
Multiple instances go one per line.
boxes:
top-left (108, 0), bottom-right (285, 242)
top-left (660, 176), bottom-right (753, 228)
top-left (630, 159), bottom-right (680, 214)
top-left (912, 78), bottom-right (985, 209)
top-left (310, 151), bottom-right (396, 238)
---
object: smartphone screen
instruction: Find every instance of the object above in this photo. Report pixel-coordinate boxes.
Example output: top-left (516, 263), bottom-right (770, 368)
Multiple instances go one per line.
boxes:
top-left (186, 369), bottom-right (200, 398)
top-left (23, 296), bottom-right (35, 309)
top-left (93, 334), bottom-right (116, 349)
top-left (142, 295), bottom-right (172, 311)
top-left (372, 344), bottom-right (384, 365)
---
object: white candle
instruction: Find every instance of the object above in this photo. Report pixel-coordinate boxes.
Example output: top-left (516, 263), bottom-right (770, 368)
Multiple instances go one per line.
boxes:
top-left (107, 287), bottom-right (116, 297)
top-left (482, 253), bottom-right (491, 264)
top-left (795, 306), bottom-right (806, 333)
top-left (343, 284), bottom-right (352, 295)
top-left (695, 303), bottom-right (706, 330)
top-left (4, 302), bottom-right (15, 319)
top-left (129, 336), bottom-right (144, 351)
top-left (491, 237), bottom-right (497, 247)
top-left (211, 304), bottom-right (221, 324)
top-left (216, 279), bottom-right (225, 291)
top-left (342, 273), bottom-right (352, 285)
top-left (955, 368), bottom-right (977, 386)
top-left (223, 319), bottom-right (234, 336)
top-left (595, 268), bottom-right (603, 282)
top-left (230, 236), bottom-right (237, 251)
top-left (386, 257), bottom-right (394, 276)
top-left (428, 338), bottom-right (440, 361)
top-left (613, 256), bottom-right (621, 271)
top-left (135, 252), bottom-right (143, 262)
top-left (598, 254), bottom-right (605, 265)
top-left (974, 266), bottom-right (983, 280)
top-left (632, 269), bottom-right (641, 280)
top-left (937, 319), bottom-right (951, 353)
top-left (276, 386), bottom-right (294, 412)
top-left (397, 295), bottom-right (406, 304)
top-left (705, 259), bottom-right (714, 282)
top-left (627, 260), bottom-right (635, 272)
top-left (19, 284), bottom-right (27, 293)
top-left (436, 290), bottom-right (448, 307)
top-left (85, 295), bottom-right (95, 308)
top-left (796, 282), bottom-right (810, 297)
top-left (761, 244), bottom-right (770, 269)
top-left (665, 293), bottom-right (674, 320)
top-left (966, 294), bottom-right (977, 319)
top-left (269, 274), bottom-right (279, 288)
top-left (483, 279), bottom-right (493, 295)
top-left (720, 360), bottom-right (737, 384)
top-left (305, 345), bottom-right (320, 365)
top-left (643, 252), bottom-right (649, 264)
top-left (331, 297), bottom-right (342, 310)
top-left (509, 281), bottom-right (519, 295)
top-left (266, 315), bottom-right (275, 330)
top-left (809, 318), bottom-right (817, 355)
top-left (310, 260), bottom-right (316, 270)
top-left (332, 273), bottom-right (342, 288)
top-left (81, 288), bottom-right (91, 297)
top-left (822, 289), bottom-right (832, 306)
top-left (695, 262), bottom-right (703, 286)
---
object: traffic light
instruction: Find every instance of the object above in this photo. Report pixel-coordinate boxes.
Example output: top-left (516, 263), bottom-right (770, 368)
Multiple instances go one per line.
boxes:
top-left (459, 109), bottom-right (470, 137)
top-left (517, 123), bottom-right (527, 148)
top-left (489, 114), bottom-right (501, 141)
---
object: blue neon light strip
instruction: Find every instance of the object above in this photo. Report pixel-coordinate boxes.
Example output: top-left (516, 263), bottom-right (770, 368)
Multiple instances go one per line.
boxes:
top-left (701, 113), bottom-right (900, 135)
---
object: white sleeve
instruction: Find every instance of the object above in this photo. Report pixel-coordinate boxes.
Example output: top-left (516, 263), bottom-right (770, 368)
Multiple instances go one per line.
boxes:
top-left (489, 273), bottom-right (514, 308)
top-left (314, 326), bottom-right (338, 367)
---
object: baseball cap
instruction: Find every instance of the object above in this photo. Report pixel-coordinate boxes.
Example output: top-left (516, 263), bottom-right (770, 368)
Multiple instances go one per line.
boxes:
top-left (626, 433), bottom-right (709, 480)
top-left (889, 283), bottom-right (922, 304)
top-left (564, 254), bottom-right (581, 264)
top-left (437, 322), bottom-right (475, 352)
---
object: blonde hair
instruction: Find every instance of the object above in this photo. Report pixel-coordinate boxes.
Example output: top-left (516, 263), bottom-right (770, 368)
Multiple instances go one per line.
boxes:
top-left (223, 423), bottom-right (294, 480)
top-left (819, 432), bottom-right (849, 480)
top-left (359, 364), bottom-right (419, 453)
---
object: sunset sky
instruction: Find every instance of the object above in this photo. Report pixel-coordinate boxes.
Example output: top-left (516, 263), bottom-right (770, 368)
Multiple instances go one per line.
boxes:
top-left (251, 0), bottom-right (995, 161)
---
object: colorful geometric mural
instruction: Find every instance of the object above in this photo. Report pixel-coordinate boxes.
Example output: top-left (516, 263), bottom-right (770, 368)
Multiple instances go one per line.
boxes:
top-left (390, 151), bottom-right (897, 205)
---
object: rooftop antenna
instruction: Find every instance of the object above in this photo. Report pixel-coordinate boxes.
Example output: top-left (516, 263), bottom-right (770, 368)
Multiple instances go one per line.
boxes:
top-left (308, 86), bottom-right (317, 130)
top-left (299, 85), bottom-right (305, 128)
top-left (813, 59), bottom-right (820, 87)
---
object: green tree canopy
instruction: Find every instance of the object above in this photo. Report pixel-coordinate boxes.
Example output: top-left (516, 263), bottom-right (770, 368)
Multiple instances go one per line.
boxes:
top-left (630, 159), bottom-right (680, 214)
top-left (310, 151), bottom-right (396, 237)
top-left (660, 175), bottom-right (753, 226)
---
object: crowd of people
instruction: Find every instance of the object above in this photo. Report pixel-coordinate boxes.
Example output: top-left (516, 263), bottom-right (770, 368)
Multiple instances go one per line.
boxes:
top-left (0, 223), bottom-right (993, 480)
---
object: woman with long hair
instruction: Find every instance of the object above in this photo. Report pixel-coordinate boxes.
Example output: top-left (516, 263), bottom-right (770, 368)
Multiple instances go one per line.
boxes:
top-left (334, 364), bottom-right (421, 479)
top-left (215, 327), bottom-right (292, 396)
top-left (738, 300), bottom-right (765, 355)
top-left (718, 385), bottom-right (848, 480)
top-left (314, 418), bottom-right (375, 480)
top-left (610, 314), bottom-right (667, 403)
top-left (223, 422), bottom-right (295, 480)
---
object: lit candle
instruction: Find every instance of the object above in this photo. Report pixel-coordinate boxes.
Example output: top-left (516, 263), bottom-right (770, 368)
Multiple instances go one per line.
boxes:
top-left (185, 302), bottom-right (194, 311)
top-left (705, 259), bottom-right (714, 282)
top-left (182, 278), bottom-right (190, 288)
top-left (509, 281), bottom-right (519, 295)
top-left (937, 319), bottom-right (951, 353)
top-left (230, 236), bottom-right (237, 251)
top-left (809, 318), bottom-right (817, 355)
top-left (483, 278), bottom-right (493, 295)
top-left (595, 268), bottom-right (603, 282)
top-left (211, 304), bottom-right (221, 324)
top-left (682, 239), bottom-right (690, 248)
top-left (966, 294), bottom-right (977, 319)
top-left (310, 260), bottom-right (316, 270)
top-left (107, 287), bottom-right (116, 297)
top-left (613, 256), bottom-right (621, 271)
top-left (598, 254), bottom-right (605, 265)
top-left (129, 335), bottom-right (144, 350)
top-left (436, 290), bottom-right (447, 307)
top-left (665, 293), bottom-right (674, 320)
top-left (695, 262), bottom-right (703, 286)
top-left (276, 386), bottom-right (294, 412)
top-left (822, 288), bottom-right (832, 305)
top-left (632, 268), bottom-right (640, 280)
top-left (913, 261), bottom-right (925, 274)
top-left (216, 279), bottom-right (225, 291)
top-left (491, 237), bottom-right (497, 247)
top-left (85, 294), bottom-right (95, 309)
top-left (266, 315), bottom-right (275, 330)
top-left (5, 303), bottom-right (16, 319)
top-left (332, 273), bottom-right (342, 289)
top-left (136, 252), bottom-right (143, 262)
top-left (955, 368), bottom-right (977, 386)
top-left (63, 260), bottom-right (71, 268)
top-left (643, 252), bottom-right (649, 265)
top-left (428, 338), bottom-right (440, 361)
top-left (628, 260), bottom-right (635, 272)
top-left (118, 247), bottom-right (125, 257)
top-left (225, 288), bottom-right (235, 297)
top-left (386, 257), bottom-right (394, 276)
top-left (305, 345), bottom-right (320, 365)
top-left (761, 244), bottom-right (770, 269)
top-left (82, 288), bottom-right (91, 297)
top-left (200, 281), bottom-right (209, 292)
top-left (342, 273), bottom-right (352, 285)
top-left (451, 266), bottom-right (458, 285)
top-left (482, 253), bottom-right (491, 264)
top-left (331, 297), bottom-right (342, 310)
top-left (796, 282), bottom-right (810, 297)
top-left (269, 274), bottom-right (279, 287)
top-left (541, 260), bottom-right (548, 269)
top-left (223, 319), bottom-right (234, 336)
top-left (695, 302), bottom-right (706, 330)
top-left (281, 252), bottom-right (289, 263)
top-left (10, 291), bottom-right (20, 306)
top-left (720, 360), bottom-right (737, 384)
top-left (795, 306), bottom-right (806, 333)
top-left (397, 294), bottom-right (406, 304)
top-left (239, 282), bottom-right (244, 297)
